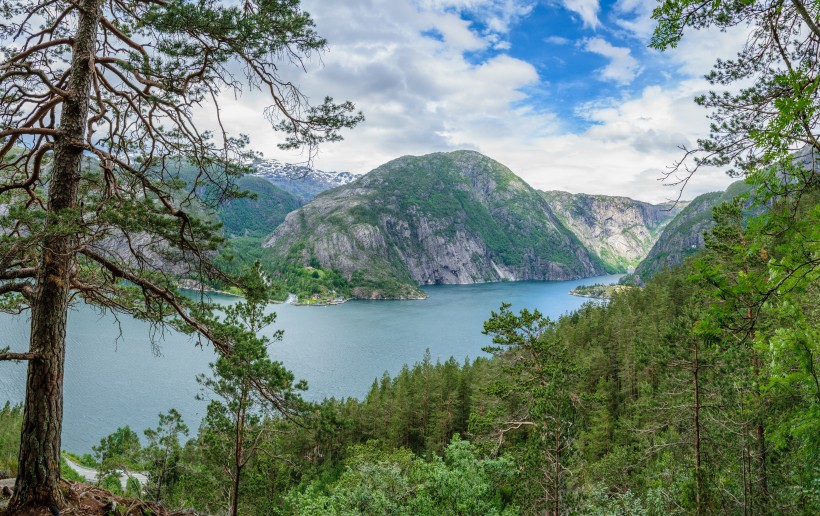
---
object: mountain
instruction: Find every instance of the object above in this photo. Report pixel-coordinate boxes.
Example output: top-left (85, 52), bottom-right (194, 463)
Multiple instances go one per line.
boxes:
top-left (217, 175), bottom-right (302, 238)
top-left (540, 191), bottom-right (685, 273)
top-left (262, 151), bottom-right (607, 299)
top-left (252, 158), bottom-right (358, 202)
top-left (632, 180), bottom-right (754, 281)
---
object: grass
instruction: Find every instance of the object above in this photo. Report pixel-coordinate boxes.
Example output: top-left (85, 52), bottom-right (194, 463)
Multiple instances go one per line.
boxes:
top-left (63, 451), bottom-right (98, 468)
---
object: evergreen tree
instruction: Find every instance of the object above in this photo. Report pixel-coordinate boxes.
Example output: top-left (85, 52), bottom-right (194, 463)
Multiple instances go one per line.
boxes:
top-left (0, 0), bottom-right (360, 510)
top-left (196, 263), bottom-right (304, 516)
top-left (92, 426), bottom-right (142, 492)
top-left (482, 303), bottom-right (583, 515)
top-left (143, 408), bottom-right (189, 503)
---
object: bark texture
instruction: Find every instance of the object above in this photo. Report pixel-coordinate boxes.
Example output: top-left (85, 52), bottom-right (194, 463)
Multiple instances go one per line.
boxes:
top-left (8, 0), bottom-right (103, 510)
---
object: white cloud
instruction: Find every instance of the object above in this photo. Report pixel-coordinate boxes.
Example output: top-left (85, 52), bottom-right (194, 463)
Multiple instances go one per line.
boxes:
top-left (418, 0), bottom-right (535, 33)
top-left (545, 35), bottom-right (571, 45)
top-left (613, 0), bottom-right (656, 41)
top-left (189, 0), bottom-right (748, 204)
top-left (560, 0), bottom-right (600, 29)
top-left (584, 37), bottom-right (642, 84)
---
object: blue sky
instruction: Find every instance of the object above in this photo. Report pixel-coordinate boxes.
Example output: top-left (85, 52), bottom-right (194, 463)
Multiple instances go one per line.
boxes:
top-left (201, 0), bottom-right (749, 202)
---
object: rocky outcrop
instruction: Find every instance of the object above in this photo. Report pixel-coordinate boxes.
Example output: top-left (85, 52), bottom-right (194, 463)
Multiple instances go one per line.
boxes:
top-left (263, 151), bottom-right (606, 299)
top-left (540, 191), bottom-right (684, 273)
top-left (633, 180), bottom-right (753, 281)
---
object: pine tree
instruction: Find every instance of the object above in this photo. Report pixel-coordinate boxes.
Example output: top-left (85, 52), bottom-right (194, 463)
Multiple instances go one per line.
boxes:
top-left (196, 263), bottom-right (304, 516)
top-left (143, 409), bottom-right (189, 503)
top-left (483, 303), bottom-right (583, 515)
top-left (0, 0), bottom-right (360, 510)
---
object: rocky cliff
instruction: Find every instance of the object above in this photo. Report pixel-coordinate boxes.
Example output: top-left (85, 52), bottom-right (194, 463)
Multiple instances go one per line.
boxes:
top-left (633, 180), bottom-right (753, 281)
top-left (263, 151), bottom-right (606, 299)
top-left (540, 191), bottom-right (684, 273)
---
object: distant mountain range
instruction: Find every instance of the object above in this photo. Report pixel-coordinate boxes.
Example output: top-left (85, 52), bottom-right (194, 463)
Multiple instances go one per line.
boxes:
top-left (251, 158), bottom-right (358, 202)
top-left (211, 151), bottom-right (752, 299)
top-left (260, 151), bottom-right (674, 299)
top-left (540, 191), bottom-right (684, 273)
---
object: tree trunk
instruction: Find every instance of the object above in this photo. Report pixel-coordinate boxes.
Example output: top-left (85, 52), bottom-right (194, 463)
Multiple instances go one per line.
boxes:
top-left (230, 389), bottom-right (248, 516)
top-left (693, 338), bottom-right (702, 515)
top-left (8, 0), bottom-right (102, 511)
top-left (553, 429), bottom-right (560, 516)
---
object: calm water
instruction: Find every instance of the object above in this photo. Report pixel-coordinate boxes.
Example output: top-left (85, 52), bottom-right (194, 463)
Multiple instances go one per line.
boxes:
top-left (0, 275), bottom-right (620, 453)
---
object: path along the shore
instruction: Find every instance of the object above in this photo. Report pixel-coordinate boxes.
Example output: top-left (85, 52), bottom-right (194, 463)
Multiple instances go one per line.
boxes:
top-left (63, 457), bottom-right (149, 490)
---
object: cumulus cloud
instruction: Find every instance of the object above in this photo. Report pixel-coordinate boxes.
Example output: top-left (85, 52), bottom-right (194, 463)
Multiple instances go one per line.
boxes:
top-left (613, 0), bottom-right (656, 41)
top-left (189, 0), bottom-right (748, 204)
top-left (545, 35), bottom-right (571, 45)
top-left (583, 37), bottom-right (642, 84)
top-left (560, 0), bottom-right (600, 29)
top-left (418, 0), bottom-right (535, 33)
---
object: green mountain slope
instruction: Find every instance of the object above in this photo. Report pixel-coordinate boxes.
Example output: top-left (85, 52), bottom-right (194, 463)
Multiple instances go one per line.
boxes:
top-left (262, 151), bottom-right (607, 299)
top-left (540, 191), bottom-right (685, 273)
top-left (217, 176), bottom-right (302, 238)
top-left (633, 180), bottom-right (753, 281)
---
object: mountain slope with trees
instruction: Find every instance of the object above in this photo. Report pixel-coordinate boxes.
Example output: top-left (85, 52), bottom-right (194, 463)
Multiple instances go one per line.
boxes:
top-left (632, 180), bottom-right (753, 281)
top-left (262, 151), bottom-right (607, 299)
top-left (216, 176), bottom-right (303, 239)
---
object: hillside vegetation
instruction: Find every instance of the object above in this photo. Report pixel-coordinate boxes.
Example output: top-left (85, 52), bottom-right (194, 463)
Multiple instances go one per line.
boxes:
top-left (632, 180), bottom-right (754, 281)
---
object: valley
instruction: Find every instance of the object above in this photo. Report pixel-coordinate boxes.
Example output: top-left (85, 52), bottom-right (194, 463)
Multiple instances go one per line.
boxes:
top-left (213, 150), bottom-right (693, 302)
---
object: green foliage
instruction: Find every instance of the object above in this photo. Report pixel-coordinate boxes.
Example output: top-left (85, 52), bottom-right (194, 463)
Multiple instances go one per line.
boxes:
top-left (143, 409), bottom-right (189, 503)
top-left (570, 283), bottom-right (636, 299)
top-left (59, 458), bottom-right (85, 483)
top-left (216, 176), bottom-right (302, 238)
top-left (266, 260), bottom-right (352, 302)
top-left (0, 402), bottom-right (22, 478)
top-left (62, 451), bottom-right (97, 469)
top-left (93, 426), bottom-right (142, 483)
top-left (100, 474), bottom-right (124, 496)
top-left (479, 304), bottom-right (584, 514)
top-left (194, 262), bottom-right (305, 515)
top-left (286, 437), bottom-right (517, 515)
top-left (650, 0), bottom-right (819, 197)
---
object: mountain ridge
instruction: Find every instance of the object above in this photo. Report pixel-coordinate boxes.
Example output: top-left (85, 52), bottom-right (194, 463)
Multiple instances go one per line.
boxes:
top-left (632, 180), bottom-right (754, 281)
top-left (251, 157), bottom-right (358, 202)
top-left (262, 151), bottom-right (607, 299)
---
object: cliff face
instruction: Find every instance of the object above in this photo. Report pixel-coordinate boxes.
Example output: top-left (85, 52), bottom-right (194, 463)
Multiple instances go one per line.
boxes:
top-left (540, 191), bottom-right (684, 273)
top-left (263, 151), bottom-right (606, 299)
top-left (633, 180), bottom-right (753, 281)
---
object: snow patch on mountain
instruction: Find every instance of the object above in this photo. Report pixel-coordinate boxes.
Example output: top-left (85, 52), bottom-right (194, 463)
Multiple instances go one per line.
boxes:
top-left (251, 158), bottom-right (359, 201)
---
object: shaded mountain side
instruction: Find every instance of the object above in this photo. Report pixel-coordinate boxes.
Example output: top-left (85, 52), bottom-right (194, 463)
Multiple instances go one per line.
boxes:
top-left (540, 191), bottom-right (685, 273)
top-left (632, 180), bottom-right (754, 281)
top-left (217, 175), bottom-right (302, 238)
top-left (262, 151), bottom-right (607, 299)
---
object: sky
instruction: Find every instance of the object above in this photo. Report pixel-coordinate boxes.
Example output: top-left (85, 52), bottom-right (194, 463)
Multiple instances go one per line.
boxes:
top-left (201, 0), bottom-right (752, 203)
